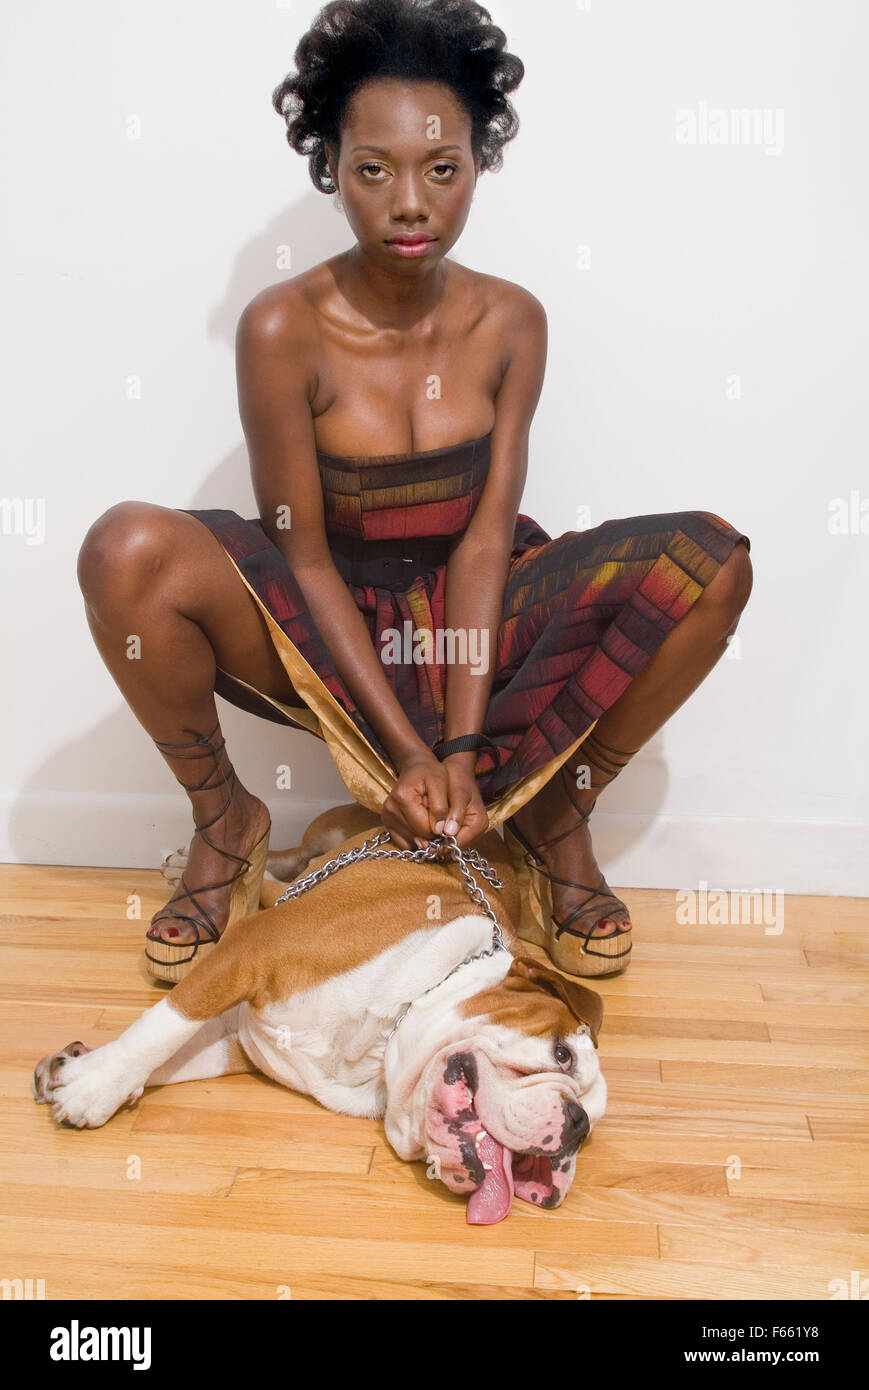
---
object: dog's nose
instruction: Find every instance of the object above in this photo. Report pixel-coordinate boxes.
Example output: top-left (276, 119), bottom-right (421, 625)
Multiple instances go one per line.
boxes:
top-left (563, 1100), bottom-right (589, 1144)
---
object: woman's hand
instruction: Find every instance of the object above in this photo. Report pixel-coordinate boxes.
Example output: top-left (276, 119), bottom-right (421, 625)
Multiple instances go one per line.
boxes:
top-left (382, 750), bottom-right (489, 851)
top-left (432, 757), bottom-right (490, 850)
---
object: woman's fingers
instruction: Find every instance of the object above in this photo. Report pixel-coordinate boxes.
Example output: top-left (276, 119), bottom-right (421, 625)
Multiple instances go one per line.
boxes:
top-left (384, 782), bottom-right (441, 847)
top-left (433, 786), bottom-right (474, 837)
top-left (384, 806), bottom-right (487, 852)
top-left (423, 782), bottom-right (451, 836)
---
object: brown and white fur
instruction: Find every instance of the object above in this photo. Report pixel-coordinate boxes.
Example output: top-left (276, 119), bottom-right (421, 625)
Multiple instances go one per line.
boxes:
top-left (34, 819), bottom-right (607, 1223)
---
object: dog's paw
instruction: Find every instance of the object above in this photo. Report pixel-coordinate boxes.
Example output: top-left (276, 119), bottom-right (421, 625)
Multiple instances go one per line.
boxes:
top-left (33, 1042), bottom-right (144, 1129)
top-left (160, 844), bottom-right (190, 885)
top-left (32, 1041), bottom-right (91, 1104)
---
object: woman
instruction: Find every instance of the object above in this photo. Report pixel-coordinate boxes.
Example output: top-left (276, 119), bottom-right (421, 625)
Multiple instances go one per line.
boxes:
top-left (77, 0), bottom-right (752, 984)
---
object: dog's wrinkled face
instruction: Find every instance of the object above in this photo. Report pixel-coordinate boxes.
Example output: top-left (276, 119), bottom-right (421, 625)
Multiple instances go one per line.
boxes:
top-left (418, 955), bottom-right (606, 1222)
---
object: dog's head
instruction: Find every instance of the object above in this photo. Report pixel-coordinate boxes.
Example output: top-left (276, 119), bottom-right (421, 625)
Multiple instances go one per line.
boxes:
top-left (388, 953), bottom-right (606, 1223)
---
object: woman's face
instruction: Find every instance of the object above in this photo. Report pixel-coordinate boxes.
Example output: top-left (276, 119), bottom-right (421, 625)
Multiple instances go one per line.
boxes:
top-left (326, 78), bottom-right (479, 270)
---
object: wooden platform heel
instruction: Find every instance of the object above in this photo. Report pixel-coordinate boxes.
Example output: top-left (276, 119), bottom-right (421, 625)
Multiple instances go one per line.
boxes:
top-left (144, 721), bottom-right (270, 984)
top-left (503, 735), bottom-right (638, 978)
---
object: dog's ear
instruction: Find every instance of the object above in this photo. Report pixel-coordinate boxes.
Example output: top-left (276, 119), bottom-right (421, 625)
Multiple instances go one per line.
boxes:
top-left (508, 954), bottom-right (604, 1048)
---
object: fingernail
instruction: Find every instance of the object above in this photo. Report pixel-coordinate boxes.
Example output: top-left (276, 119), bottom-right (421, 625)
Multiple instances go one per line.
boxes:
top-left (445, 819), bottom-right (458, 834)
top-left (434, 821), bottom-right (445, 833)
top-left (415, 837), bottom-right (429, 849)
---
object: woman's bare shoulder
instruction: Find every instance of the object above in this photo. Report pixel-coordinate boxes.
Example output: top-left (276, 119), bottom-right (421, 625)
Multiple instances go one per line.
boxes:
top-left (455, 263), bottom-right (547, 328)
top-left (449, 267), bottom-right (546, 387)
top-left (234, 265), bottom-right (343, 417)
top-left (236, 262), bottom-right (335, 349)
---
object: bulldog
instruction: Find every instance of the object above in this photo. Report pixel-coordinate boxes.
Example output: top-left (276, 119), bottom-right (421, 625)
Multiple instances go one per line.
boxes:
top-left (33, 824), bottom-right (607, 1224)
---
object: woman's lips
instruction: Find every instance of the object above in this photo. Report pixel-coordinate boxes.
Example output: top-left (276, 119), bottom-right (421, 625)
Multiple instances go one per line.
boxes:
top-left (385, 237), bottom-right (436, 258)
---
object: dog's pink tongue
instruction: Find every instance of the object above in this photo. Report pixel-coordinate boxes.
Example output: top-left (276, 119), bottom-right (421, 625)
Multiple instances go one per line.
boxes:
top-left (466, 1130), bottom-right (514, 1225)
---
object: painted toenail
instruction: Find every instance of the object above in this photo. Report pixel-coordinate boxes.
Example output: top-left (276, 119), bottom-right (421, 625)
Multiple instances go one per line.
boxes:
top-left (165, 927), bottom-right (180, 938)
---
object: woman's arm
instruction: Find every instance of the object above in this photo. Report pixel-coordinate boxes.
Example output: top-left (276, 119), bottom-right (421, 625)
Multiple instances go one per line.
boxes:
top-left (235, 288), bottom-right (432, 773)
top-left (439, 287), bottom-right (548, 775)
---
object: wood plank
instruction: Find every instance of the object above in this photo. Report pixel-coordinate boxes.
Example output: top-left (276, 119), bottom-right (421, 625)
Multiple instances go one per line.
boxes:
top-left (605, 1037), bottom-right (869, 1069)
top-left (2, 1209), bottom-right (535, 1287)
top-left (533, 1254), bottom-right (848, 1300)
top-left (661, 1060), bottom-right (869, 1099)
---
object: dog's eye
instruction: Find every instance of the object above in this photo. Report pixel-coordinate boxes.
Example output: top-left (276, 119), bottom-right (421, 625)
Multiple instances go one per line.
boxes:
top-left (554, 1042), bottom-right (573, 1069)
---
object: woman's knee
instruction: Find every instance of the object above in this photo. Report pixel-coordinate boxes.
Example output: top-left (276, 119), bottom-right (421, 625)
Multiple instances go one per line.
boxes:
top-left (695, 526), bottom-right (753, 631)
top-left (77, 501), bottom-right (180, 602)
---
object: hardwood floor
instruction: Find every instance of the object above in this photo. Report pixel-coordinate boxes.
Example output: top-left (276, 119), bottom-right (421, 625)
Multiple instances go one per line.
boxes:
top-left (1, 864), bottom-right (867, 1301)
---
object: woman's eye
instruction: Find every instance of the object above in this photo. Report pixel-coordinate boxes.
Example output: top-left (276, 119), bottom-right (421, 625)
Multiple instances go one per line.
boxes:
top-left (358, 163), bottom-right (456, 180)
top-left (554, 1043), bottom-right (573, 1069)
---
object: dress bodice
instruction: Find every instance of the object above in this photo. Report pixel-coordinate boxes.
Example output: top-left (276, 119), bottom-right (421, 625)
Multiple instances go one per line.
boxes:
top-left (316, 430), bottom-right (492, 542)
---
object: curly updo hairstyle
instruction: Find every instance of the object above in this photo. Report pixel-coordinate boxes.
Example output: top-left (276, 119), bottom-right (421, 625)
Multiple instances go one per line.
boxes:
top-left (272, 0), bottom-right (524, 194)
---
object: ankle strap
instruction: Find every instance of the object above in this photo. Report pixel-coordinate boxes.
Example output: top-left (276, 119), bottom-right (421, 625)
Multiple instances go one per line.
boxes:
top-left (154, 720), bottom-right (224, 758)
top-left (153, 720), bottom-right (236, 834)
top-left (577, 731), bottom-right (641, 780)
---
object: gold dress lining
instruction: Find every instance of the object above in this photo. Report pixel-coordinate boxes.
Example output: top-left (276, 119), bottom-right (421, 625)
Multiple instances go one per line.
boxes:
top-left (219, 551), bottom-right (598, 834)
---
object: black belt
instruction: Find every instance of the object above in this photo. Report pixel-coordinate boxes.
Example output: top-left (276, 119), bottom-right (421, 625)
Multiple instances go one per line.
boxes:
top-left (329, 534), bottom-right (451, 591)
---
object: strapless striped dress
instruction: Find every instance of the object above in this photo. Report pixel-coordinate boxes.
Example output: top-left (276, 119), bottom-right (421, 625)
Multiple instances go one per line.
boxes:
top-left (179, 431), bottom-right (750, 828)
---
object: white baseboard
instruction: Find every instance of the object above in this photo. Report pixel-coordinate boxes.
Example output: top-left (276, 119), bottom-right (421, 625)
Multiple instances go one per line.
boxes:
top-left (1, 792), bottom-right (866, 897)
top-left (592, 812), bottom-right (868, 898)
top-left (0, 792), bottom-right (347, 874)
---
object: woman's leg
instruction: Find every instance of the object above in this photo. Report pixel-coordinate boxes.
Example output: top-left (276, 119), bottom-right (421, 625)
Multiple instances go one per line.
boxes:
top-left (509, 538), bottom-right (753, 936)
top-left (77, 501), bottom-right (299, 947)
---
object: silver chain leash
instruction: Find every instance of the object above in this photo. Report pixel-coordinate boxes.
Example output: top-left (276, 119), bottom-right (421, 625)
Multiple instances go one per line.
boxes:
top-left (272, 830), bottom-right (508, 1037)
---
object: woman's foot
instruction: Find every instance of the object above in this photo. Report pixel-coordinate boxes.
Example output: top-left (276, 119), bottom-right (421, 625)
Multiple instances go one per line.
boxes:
top-left (147, 789), bottom-right (271, 947)
top-left (507, 764), bottom-right (631, 939)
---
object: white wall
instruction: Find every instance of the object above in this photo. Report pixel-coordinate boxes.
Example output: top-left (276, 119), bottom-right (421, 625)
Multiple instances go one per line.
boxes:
top-left (2, 0), bottom-right (867, 895)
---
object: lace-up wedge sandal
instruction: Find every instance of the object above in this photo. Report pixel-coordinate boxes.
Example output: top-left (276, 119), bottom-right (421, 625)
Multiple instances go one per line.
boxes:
top-left (144, 721), bottom-right (270, 984)
top-left (503, 733), bottom-right (638, 978)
